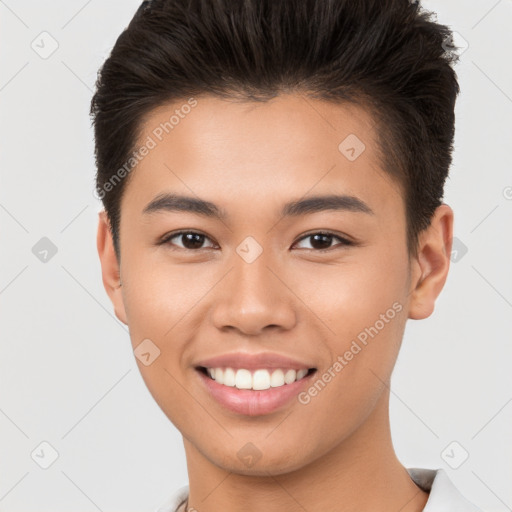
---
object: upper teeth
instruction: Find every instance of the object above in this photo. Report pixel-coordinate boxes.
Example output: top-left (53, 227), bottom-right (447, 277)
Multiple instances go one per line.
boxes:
top-left (206, 368), bottom-right (309, 390)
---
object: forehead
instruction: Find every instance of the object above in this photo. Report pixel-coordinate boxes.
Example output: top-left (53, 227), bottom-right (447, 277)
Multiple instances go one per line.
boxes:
top-left (123, 93), bottom-right (403, 220)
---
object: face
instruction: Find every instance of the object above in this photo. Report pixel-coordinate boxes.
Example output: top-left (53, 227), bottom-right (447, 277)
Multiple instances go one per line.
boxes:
top-left (98, 93), bottom-right (452, 475)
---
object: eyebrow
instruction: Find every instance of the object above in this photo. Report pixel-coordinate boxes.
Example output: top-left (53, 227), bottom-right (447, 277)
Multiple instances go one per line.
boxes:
top-left (142, 193), bottom-right (374, 220)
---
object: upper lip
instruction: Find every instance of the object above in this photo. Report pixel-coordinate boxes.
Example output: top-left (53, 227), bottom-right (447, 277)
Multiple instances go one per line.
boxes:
top-left (195, 351), bottom-right (316, 371)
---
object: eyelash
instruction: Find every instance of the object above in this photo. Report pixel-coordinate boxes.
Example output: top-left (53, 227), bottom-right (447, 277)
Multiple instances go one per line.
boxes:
top-left (159, 230), bottom-right (355, 253)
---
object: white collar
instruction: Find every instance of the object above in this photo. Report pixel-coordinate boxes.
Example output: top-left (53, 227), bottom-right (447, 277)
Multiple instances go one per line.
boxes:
top-left (407, 467), bottom-right (482, 511)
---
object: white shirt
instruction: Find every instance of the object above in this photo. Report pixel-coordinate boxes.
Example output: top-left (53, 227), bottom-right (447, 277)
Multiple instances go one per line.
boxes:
top-left (154, 467), bottom-right (482, 512)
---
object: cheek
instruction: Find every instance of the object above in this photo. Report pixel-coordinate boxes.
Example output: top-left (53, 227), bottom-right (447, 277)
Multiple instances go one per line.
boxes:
top-left (301, 248), bottom-right (408, 335)
top-left (303, 246), bottom-right (409, 398)
top-left (122, 256), bottom-right (197, 330)
top-left (120, 253), bottom-right (221, 384)
top-left (120, 259), bottom-right (200, 427)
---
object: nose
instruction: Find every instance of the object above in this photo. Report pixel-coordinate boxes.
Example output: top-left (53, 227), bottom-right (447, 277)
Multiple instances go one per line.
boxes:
top-left (210, 248), bottom-right (297, 336)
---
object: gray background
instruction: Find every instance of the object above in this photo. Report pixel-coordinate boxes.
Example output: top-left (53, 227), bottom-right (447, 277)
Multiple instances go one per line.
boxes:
top-left (1, 0), bottom-right (511, 510)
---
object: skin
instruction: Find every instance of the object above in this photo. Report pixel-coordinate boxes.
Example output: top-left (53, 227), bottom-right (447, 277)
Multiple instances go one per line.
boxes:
top-left (97, 94), bottom-right (453, 512)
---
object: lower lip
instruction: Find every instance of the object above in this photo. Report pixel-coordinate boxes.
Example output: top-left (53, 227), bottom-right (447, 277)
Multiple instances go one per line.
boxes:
top-left (196, 369), bottom-right (315, 416)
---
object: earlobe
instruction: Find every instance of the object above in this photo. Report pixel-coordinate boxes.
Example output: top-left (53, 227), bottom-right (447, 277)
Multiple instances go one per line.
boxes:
top-left (97, 211), bottom-right (128, 325)
top-left (408, 204), bottom-right (454, 320)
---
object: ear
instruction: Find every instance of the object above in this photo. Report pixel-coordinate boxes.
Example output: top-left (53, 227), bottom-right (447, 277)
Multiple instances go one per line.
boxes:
top-left (97, 210), bottom-right (128, 325)
top-left (408, 203), bottom-right (454, 320)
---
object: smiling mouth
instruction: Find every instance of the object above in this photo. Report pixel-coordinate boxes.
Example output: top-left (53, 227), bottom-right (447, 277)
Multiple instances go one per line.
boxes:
top-left (196, 366), bottom-right (317, 391)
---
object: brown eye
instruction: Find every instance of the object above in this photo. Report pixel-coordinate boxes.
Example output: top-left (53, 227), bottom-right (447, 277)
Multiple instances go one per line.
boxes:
top-left (293, 232), bottom-right (353, 252)
top-left (161, 231), bottom-right (216, 250)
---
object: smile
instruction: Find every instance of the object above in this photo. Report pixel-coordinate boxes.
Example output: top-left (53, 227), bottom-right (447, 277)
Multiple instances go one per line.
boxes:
top-left (202, 367), bottom-right (314, 390)
top-left (196, 366), bottom-right (317, 416)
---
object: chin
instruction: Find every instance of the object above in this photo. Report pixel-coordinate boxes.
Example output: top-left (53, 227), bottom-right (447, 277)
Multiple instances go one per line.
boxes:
top-left (207, 446), bottom-right (313, 477)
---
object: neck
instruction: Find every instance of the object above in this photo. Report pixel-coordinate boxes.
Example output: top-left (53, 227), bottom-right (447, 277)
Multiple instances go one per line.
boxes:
top-left (181, 389), bottom-right (429, 512)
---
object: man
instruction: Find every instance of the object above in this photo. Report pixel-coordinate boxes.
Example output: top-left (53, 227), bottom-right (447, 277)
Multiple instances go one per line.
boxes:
top-left (91, 0), bottom-right (481, 510)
